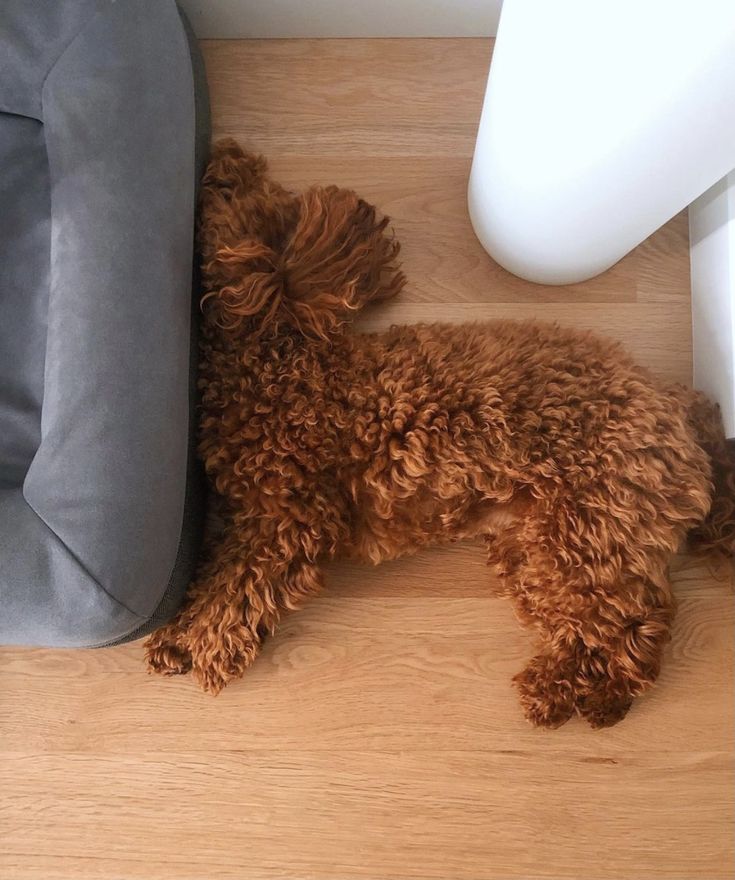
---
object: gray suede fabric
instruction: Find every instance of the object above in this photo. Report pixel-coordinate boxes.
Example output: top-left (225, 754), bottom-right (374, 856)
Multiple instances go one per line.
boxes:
top-left (0, 0), bottom-right (206, 646)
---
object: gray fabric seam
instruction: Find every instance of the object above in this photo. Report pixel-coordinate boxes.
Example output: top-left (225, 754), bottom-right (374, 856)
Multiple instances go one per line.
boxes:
top-left (39, 0), bottom-right (113, 102)
top-left (21, 492), bottom-right (146, 622)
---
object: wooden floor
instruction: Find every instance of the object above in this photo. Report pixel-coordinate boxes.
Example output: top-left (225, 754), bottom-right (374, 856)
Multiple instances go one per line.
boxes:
top-left (1, 39), bottom-right (733, 880)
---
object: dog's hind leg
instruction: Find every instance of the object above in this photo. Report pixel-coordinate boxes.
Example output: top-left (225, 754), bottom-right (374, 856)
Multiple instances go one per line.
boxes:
top-left (485, 489), bottom-right (684, 729)
top-left (574, 572), bottom-right (673, 729)
top-left (512, 570), bottom-right (674, 729)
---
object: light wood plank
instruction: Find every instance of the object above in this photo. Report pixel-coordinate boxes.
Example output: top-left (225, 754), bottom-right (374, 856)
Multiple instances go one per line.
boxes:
top-left (0, 584), bottom-right (732, 756)
top-left (1, 750), bottom-right (731, 880)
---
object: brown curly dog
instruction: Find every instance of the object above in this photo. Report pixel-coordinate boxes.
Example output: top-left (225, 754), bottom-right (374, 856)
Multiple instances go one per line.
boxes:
top-left (146, 139), bottom-right (735, 729)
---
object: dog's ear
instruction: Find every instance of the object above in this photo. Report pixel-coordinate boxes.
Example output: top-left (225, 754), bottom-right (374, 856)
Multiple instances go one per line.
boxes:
top-left (200, 166), bottom-right (405, 338)
top-left (272, 185), bottom-right (405, 338)
top-left (198, 139), bottom-right (299, 288)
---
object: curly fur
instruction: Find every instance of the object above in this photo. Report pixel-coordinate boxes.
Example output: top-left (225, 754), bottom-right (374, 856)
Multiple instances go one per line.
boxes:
top-left (145, 139), bottom-right (735, 728)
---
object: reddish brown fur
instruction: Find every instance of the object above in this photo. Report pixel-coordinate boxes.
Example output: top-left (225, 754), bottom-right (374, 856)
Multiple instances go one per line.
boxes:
top-left (145, 140), bottom-right (735, 728)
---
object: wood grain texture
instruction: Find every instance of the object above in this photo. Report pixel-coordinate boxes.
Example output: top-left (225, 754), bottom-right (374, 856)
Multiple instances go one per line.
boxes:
top-left (1, 39), bottom-right (732, 880)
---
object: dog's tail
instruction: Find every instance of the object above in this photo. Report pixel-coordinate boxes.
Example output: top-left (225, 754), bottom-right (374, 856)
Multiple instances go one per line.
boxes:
top-left (682, 388), bottom-right (735, 556)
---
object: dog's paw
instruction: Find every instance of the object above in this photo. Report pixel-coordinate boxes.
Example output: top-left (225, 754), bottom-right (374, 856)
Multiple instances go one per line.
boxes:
top-left (144, 626), bottom-right (193, 676)
top-left (190, 634), bottom-right (261, 695)
top-left (578, 688), bottom-right (633, 729)
top-left (145, 641), bottom-right (192, 676)
top-left (514, 654), bottom-right (577, 729)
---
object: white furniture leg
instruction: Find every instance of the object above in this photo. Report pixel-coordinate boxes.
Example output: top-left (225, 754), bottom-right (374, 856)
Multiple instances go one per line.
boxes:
top-left (690, 174), bottom-right (735, 439)
top-left (468, 0), bottom-right (735, 433)
top-left (469, 0), bottom-right (735, 285)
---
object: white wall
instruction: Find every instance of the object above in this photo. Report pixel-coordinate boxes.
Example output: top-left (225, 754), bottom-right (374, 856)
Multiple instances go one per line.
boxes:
top-left (178, 0), bottom-right (503, 38)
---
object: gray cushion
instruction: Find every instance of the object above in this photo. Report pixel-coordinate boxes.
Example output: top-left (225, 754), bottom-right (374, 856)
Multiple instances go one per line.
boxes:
top-left (0, 0), bottom-right (209, 646)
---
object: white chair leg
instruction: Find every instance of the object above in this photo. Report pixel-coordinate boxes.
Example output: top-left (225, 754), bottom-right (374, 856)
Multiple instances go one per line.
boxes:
top-left (468, 0), bottom-right (735, 285)
top-left (690, 174), bottom-right (735, 439)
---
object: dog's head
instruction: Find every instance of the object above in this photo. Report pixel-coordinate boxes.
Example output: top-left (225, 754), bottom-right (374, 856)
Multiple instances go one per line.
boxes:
top-left (198, 139), bottom-right (405, 339)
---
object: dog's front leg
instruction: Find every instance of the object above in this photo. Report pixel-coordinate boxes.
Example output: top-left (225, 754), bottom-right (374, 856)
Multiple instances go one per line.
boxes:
top-left (145, 528), bottom-right (324, 693)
